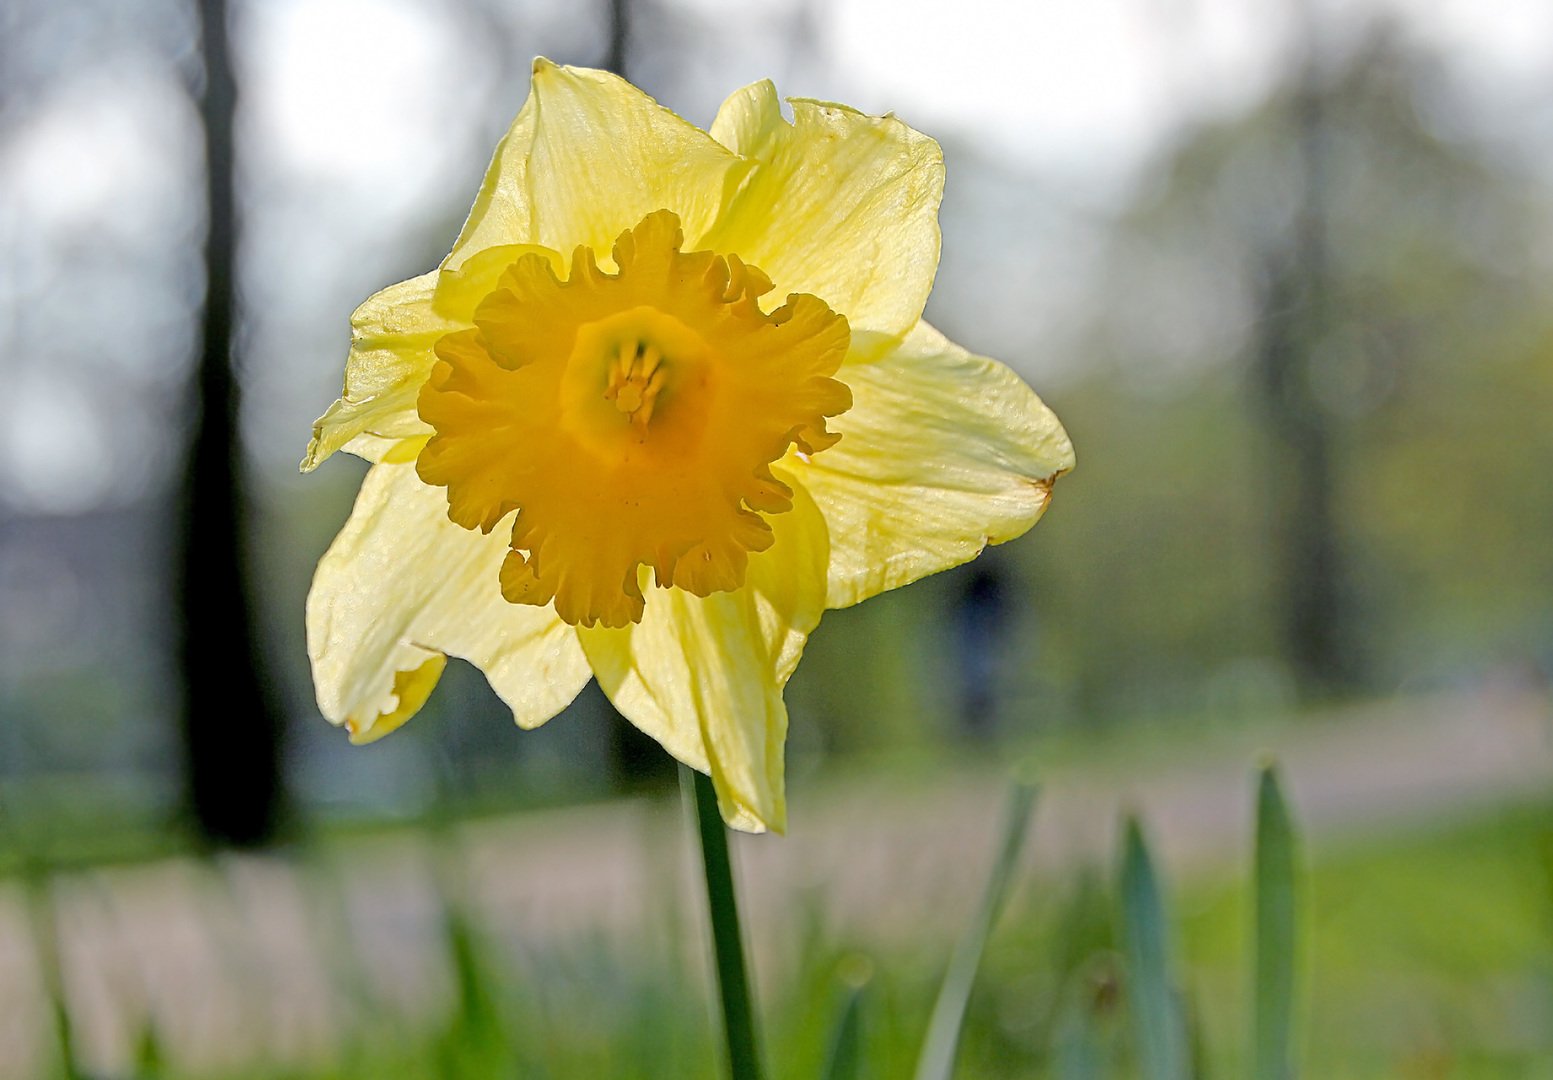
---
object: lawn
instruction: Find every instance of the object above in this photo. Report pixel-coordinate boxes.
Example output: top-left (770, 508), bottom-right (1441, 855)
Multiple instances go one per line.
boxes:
top-left (17, 787), bottom-right (1549, 1079)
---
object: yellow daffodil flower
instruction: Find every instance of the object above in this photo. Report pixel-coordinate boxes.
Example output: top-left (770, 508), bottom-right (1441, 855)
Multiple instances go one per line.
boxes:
top-left (303, 60), bottom-right (1074, 833)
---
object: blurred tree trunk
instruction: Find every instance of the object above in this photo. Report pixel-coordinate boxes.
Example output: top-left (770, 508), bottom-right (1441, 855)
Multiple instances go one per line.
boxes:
top-left (606, 0), bottom-right (630, 74)
top-left (175, 0), bottom-right (285, 847)
top-left (1251, 41), bottom-right (1359, 699)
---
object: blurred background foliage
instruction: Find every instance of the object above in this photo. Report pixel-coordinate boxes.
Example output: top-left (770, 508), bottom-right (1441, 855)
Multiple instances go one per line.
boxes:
top-left (3, 0), bottom-right (1550, 821)
top-left (1, 0), bottom-right (1552, 1075)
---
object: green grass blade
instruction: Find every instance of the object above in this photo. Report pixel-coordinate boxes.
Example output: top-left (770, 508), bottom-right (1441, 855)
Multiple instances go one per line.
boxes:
top-left (1252, 764), bottom-right (1298, 1080)
top-left (433, 902), bottom-right (514, 1079)
top-left (1119, 817), bottom-right (1188, 1080)
top-left (20, 874), bottom-right (80, 1080)
top-left (819, 964), bottom-right (869, 1080)
top-left (913, 781), bottom-right (1038, 1080)
top-left (132, 1018), bottom-right (165, 1080)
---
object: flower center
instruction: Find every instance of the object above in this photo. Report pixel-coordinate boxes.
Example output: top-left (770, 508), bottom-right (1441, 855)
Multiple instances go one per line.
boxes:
top-left (414, 211), bottom-right (852, 628)
top-left (606, 341), bottom-right (663, 424)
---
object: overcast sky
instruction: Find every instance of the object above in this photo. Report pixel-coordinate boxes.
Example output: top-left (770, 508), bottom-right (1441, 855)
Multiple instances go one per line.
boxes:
top-left (254, 0), bottom-right (1553, 197)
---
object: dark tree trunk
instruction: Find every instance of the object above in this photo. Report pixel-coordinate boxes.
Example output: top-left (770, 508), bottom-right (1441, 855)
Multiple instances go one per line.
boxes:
top-left (1251, 62), bottom-right (1359, 700)
top-left (175, 0), bottom-right (285, 847)
top-left (605, 0), bottom-right (630, 75)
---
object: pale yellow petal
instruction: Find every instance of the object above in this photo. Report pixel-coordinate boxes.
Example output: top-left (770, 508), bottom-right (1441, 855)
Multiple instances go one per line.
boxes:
top-left (708, 80), bottom-right (784, 157)
top-left (302, 272), bottom-right (445, 472)
top-left (444, 78), bottom-right (540, 269)
top-left (575, 471), bottom-right (829, 833)
top-left (449, 60), bottom-right (751, 269)
top-left (348, 655), bottom-right (445, 745)
top-left (703, 83), bottom-right (943, 356)
top-left (307, 460), bottom-right (591, 741)
top-left (301, 246), bottom-right (561, 473)
top-left (795, 321), bottom-right (1074, 609)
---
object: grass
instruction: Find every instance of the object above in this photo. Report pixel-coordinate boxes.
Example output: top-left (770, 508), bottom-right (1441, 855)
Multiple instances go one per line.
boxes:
top-left (14, 778), bottom-right (1553, 1078)
top-left (1177, 799), bottom-right (1553, 1077)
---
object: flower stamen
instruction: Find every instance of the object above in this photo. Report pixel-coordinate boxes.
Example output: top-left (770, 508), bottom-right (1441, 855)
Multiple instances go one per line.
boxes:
top-left (604, 340), bottom-right (668, 432)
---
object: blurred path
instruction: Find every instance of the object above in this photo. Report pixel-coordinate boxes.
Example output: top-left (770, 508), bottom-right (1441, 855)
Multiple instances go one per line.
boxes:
top-left (750, 680), bottom-right (1552, 938)
top-left (1, 685), bottom-right (1548, 1076)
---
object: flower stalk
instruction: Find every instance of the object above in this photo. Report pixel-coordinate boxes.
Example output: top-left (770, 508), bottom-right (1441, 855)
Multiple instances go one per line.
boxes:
top-left (682, 764), bottom-right (764, 1080)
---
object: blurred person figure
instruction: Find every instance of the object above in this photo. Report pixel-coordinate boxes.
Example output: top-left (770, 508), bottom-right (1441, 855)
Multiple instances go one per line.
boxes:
top-left (951, 562), bottom-right (1015, 741)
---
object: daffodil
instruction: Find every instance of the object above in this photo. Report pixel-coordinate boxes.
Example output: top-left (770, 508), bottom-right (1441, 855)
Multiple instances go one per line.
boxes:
top-left (303, 60), bottom-right (1073, 833)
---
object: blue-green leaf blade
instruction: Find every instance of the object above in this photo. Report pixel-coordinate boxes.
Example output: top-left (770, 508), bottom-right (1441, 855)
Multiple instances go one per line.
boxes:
top-left (1054, 1001), bottom-right (1105, 1080)
top-left (1119, 816), bottom-right (1189, 1080)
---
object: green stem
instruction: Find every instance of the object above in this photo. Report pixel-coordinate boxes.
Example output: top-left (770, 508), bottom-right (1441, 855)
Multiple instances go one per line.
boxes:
top-left (681, 765), bottom-right (764, 1080)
